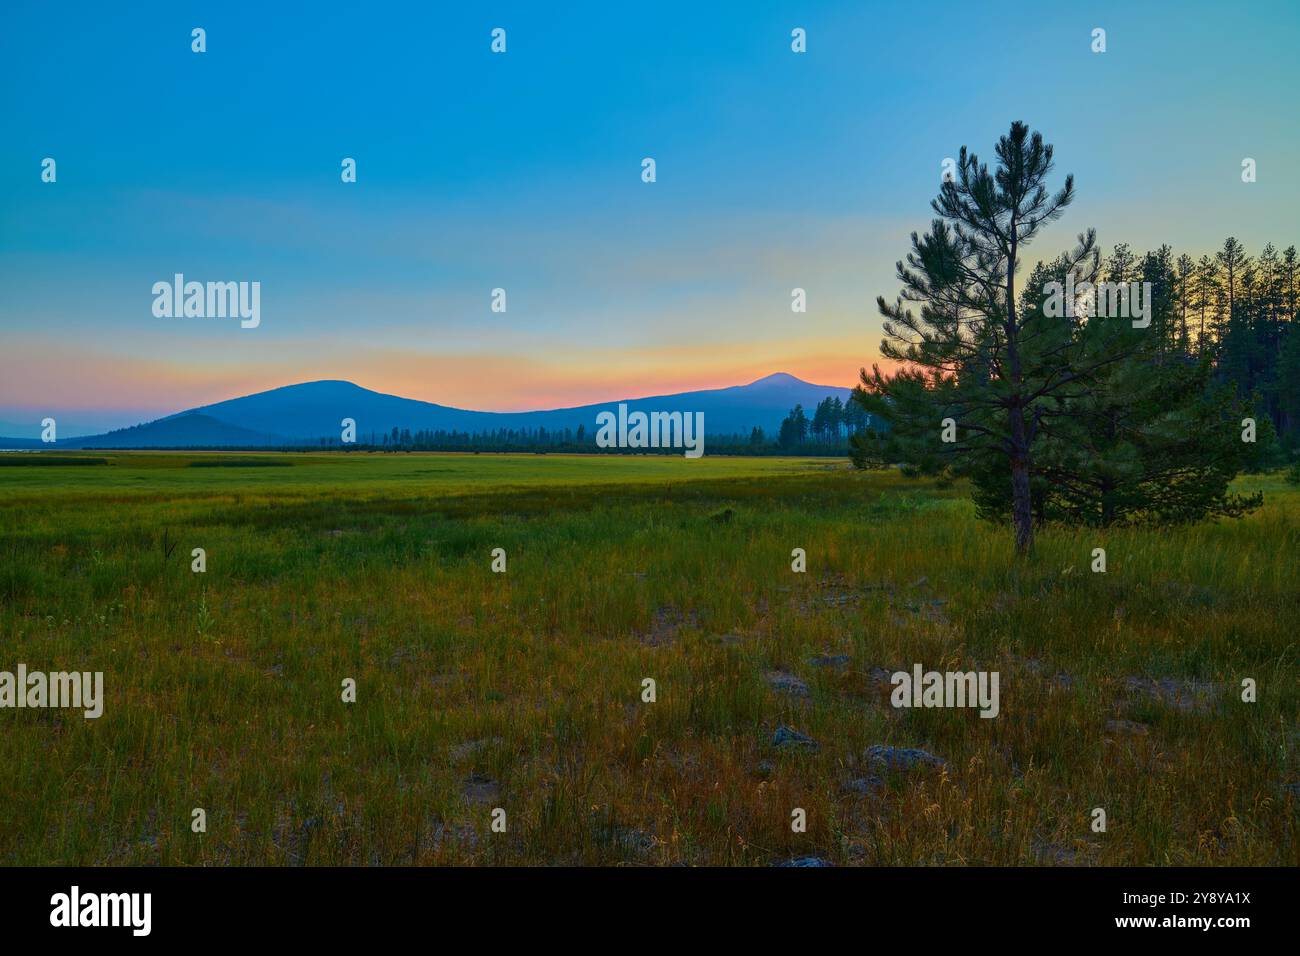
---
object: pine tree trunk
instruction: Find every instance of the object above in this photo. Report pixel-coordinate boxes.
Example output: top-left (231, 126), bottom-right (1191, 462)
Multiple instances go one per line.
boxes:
top-left (1008, 407), bottom-right (1034, 555)
top-left (1005, 230), bottom-right (1033, 555)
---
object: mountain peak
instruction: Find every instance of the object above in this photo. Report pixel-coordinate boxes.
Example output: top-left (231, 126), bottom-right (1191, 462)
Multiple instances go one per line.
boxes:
top-left (747, 372), bottom-right (804, 386)
top-left (260, 379), bottom-right (368, 395)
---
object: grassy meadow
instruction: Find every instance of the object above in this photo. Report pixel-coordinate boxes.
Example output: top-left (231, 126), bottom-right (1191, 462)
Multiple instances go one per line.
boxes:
top-left (0, 450), bottom-right (1296, 866)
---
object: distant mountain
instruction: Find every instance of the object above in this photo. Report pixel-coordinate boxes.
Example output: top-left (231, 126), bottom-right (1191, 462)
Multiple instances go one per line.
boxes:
top-left (68, 413), bottom-right (286, 449)
top-left (0, 417), bottom-right (129, 441)
top-left (0, 420), bottom-right (41, 440)
top-left (28, 373), bottom-right (854, 449)
top-left (0, 436), bottom-right (43, 450)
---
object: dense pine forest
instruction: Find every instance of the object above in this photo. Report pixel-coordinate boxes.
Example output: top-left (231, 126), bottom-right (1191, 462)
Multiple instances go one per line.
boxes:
top-left (1088, 236), bottom-right (1300, 451)
top-left (854, 227), bottom-right (1300, 554)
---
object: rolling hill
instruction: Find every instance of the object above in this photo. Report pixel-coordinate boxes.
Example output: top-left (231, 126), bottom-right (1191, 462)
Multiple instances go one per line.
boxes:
top-left (5, 373), bottom-right (857, 449)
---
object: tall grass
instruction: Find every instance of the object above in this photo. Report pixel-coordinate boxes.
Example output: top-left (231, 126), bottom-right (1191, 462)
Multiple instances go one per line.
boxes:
top-left (0, 452), bottom-right (1295, 865)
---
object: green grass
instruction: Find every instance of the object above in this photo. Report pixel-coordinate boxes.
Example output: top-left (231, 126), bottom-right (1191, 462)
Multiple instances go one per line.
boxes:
top-left (0, 451), bottom-right (1296, 865)
top-left (0, 456), bottom-right (107, 467)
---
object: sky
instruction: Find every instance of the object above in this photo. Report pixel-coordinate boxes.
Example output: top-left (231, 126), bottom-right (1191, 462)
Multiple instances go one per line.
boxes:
top-left (2, 0), bottom-right (1299, 433)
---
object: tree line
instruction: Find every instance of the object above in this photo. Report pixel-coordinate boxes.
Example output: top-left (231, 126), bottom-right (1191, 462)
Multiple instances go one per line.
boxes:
top-left (776, 396), bottom-right (874, 449)
top-left (321, 420), bottom-right (860, 456)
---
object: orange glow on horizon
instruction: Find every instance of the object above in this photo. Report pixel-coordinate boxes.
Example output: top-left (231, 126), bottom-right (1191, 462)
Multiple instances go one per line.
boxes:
top-left (0, 335), bottom-right (894, 419)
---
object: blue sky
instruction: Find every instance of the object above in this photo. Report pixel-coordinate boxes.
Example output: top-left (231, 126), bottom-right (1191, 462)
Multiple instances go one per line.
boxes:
top-left (2, 0), bottom-right (1298, 432)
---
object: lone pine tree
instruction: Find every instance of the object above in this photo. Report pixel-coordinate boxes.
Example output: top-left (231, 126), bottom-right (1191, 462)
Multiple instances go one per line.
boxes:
top-left (851, 122), bottom-right (1260, 551)
top-left (853, 122), bottom-right (1090, 553)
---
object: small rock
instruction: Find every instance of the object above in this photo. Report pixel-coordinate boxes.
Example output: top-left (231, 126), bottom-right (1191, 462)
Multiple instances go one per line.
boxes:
top-left (1281, 782), bottom-right (1300, 797)
top-left (1123, 676), bottom-right (1217, 713)
top-left (777, 856), bottom-right (833, 867)
top-left (840, 776), bottom-right (883, 796)
top-left (809, 654), bottom-right (851, 669)
top-left (865, 744), bottom-right (946, 770)
top-left (429, 819), bottom-right (479, 851)
top-left (610, 826), bottom-right (656, 854)
top-left (1032, 840), bottom-right (1078, 865)
top-left (639, 605), bottom-right (698, 647)
top-left (450, 737), bottom-right (504, 761)
top-left (1018, 657), bottom-right (1046, 675)
top-left (766, 671), bottom-right (811, 698)
top-left (771, 726), bottom-right (818, 750)
top-left (460, 774), bottom-right (500, 804)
